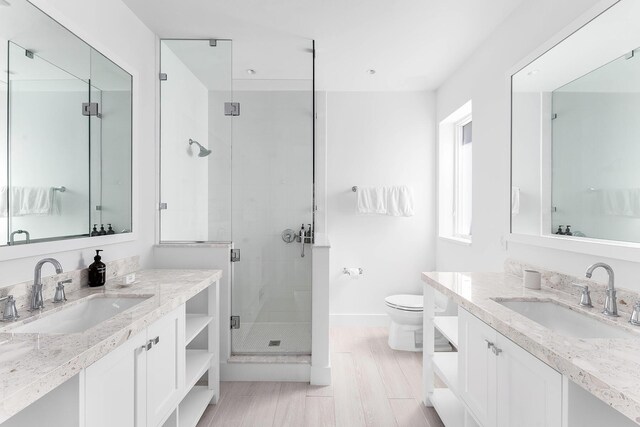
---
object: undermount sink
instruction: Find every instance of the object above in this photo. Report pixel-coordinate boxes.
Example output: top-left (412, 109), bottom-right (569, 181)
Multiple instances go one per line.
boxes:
top-left (496, 299), bottom-right (638, 339)
top-left (11, 295), bottom-right (150, 334)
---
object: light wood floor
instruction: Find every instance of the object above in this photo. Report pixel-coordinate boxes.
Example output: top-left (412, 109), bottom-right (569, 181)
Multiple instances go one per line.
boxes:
top-left (197, 327), bottom-right (444, 427)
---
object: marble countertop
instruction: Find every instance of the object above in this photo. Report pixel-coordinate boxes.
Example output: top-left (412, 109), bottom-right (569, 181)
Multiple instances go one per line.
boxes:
top-left (422, 271), bottom-right (640, 425)
top-left (0, 268), bottom-right (221, 423)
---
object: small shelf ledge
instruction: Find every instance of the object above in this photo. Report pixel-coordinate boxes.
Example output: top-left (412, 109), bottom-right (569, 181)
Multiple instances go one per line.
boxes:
top-left (178, 386), bottom-right (214, 427)
top-left (431, 388), bottom-right (465, 427)
top-left (185, 350), bottom-right (213, 393)
top-left (185, 314), bottom-right (213, 345)
top-left (433, 352), bottom-right (459, 394)
top-left (434, 316), bottom-right (459, 348)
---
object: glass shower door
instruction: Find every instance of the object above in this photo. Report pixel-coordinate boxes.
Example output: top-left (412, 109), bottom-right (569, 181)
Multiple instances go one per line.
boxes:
top-left (230, 78), bottom-right (314, 355)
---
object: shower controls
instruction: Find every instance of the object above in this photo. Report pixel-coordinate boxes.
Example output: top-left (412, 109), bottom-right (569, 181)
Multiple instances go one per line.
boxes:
top-left (281, 229), bottom-right (296, 243)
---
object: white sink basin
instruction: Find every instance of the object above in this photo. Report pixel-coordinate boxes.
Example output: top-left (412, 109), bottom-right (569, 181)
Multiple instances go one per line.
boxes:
top-left (496, 299), bottom-right (638, 339)
top-left (12, 296), bottom-right (149, 334)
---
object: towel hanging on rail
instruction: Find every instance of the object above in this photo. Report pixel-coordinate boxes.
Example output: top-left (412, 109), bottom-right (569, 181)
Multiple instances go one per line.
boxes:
top-left (356, 186), bottom-right (414, 217)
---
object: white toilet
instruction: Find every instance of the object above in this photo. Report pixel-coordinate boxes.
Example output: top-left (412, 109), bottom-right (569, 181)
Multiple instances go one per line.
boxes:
top-left (385, 294), bottom-right (450, 352)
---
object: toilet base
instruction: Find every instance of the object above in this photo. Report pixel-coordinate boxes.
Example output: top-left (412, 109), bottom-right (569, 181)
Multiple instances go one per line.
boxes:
top-left (388, 321), bottom-right (423, 352)
top-left (388, 321), bottom-right (452, 352)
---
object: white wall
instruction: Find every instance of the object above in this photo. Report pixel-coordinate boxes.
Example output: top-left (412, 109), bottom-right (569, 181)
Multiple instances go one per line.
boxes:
top-left (435, 0), bottom-right (640, 291)
top-left (0, 0), bottom-right (156, 287)
top-left (327, 91), bottom-right (436, 322)
top-left (160, 45), bottom-right (209, 241)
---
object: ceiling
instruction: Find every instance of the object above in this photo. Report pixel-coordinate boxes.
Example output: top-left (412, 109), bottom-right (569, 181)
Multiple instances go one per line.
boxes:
top-left (122, 0), bottom-right (523, 91)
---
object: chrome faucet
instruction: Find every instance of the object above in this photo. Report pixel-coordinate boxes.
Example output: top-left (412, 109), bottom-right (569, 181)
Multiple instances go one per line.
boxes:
top-left (585, 262), bottom-right (618, 317)
top-left (31, 258), bottom-right (63, 311)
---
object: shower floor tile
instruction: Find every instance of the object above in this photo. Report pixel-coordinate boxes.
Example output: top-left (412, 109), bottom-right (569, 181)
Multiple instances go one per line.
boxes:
top-left (232, 322), bottom-right (311, 354)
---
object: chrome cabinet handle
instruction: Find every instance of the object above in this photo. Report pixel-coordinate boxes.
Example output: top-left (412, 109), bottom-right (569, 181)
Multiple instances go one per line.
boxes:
top-left (152, 336), bottom-right (160, 345)
top-left (492, 346), bottom-right (503, 356)
top-left (141, 341), bottom-right (152, 351)
top-left (484, 339), bottom-right (495, 349)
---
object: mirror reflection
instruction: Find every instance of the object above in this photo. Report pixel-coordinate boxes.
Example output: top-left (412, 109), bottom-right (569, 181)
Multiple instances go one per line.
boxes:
top-left (511, 0), bottom-right (640, 244)
top-left (0, 0), bottom-right (132, 246)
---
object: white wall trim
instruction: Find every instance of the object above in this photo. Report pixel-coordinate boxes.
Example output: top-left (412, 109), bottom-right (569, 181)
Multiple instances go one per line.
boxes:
top-left (220, 361), bottom-right (310, 382)
top-left (330, 314), bottom-right (390, 327)
top-left (310, 365), bottom-right (331, 386)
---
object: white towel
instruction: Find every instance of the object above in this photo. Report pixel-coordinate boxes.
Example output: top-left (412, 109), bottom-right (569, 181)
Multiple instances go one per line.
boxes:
top-left (357, 186), bottom-right (386, 214)
top-left (602, 188), bottom-right (640, 217)
top-left (357, 186), bottom-right (414, 217)
top-left (511, 186), bottom-right (520, 215)
top-left (0, 186), bottom-right (58, 217)
top-left (386, 186), bottom-right (414, 217)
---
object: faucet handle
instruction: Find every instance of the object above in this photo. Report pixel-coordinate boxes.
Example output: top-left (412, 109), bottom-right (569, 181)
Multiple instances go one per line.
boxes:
top-left (53, 280), bottom-right (71, 303)
top-left (630, 301), bottom-right (640, 326)
top-left (0, 295), bottom-right (19, 322)
top-left (572, 283), bottom-right (593, 308)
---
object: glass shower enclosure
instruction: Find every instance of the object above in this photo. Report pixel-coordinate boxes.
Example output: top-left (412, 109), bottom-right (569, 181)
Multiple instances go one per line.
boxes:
top-left (159, 39), bottom-right (314, 355)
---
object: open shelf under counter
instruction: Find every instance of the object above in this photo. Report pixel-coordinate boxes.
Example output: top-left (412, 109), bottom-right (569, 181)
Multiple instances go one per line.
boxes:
top-left (185, 314), bottom-right (213, 346)
top-left (434, 316), bottom-right (458, 348)
top-left (185, 349), bottom-right (214, 392)
top-left (178, 386), bottom-right (214, 427)
top-left (431, 388), bottom-right (465, 427)
top-left (432, 352), bottom-right (459, 394)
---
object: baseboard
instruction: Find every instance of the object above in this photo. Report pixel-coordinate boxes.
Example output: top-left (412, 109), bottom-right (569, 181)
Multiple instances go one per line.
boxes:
top-left (309, 365), bottom-right (331, 386)
top-left (220, 361), bottom-right (310, 382)
top-left (329, 314), bottom-right (390, 327)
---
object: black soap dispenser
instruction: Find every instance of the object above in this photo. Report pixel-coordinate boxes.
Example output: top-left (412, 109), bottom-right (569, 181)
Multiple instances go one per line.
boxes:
top-left (107, 224), bottom-right (115, 235)
top-left (91, 224), bottom-right (99, 237)
top-left (98, 224), bottom-right (107, 236)
top-left (88, 250), bottom-right (106, 287)
top-left (555, 226), bottom-right (565, 235)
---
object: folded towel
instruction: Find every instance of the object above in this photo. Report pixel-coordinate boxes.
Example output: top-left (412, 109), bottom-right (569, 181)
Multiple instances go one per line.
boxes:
top-left (602, 188), bottom-right (640, 217)
top-left (357, 186), bottom-right (414, 217)
top-left (386, 186), bottom-right (414, 217)
top-left (357, 186), bottom-right (386, 215)
top-left (0, 186), bottom-right (59, 217)
top-left (511, 186), bottom-right (520, 215)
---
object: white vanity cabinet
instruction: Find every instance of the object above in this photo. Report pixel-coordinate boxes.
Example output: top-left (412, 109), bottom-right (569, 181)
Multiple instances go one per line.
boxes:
top-left (458, 308), bottom-right (562, 427)
top-left (85, 305), bottom-right (186, 427)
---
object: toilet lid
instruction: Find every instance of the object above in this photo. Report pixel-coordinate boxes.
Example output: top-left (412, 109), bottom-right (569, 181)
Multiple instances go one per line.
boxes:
top-left (385, 294), bottom-right (423, 312)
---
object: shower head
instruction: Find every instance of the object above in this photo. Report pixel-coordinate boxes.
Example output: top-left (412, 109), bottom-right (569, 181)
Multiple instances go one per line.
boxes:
top-left (188, 139), bottom-right (212, 157)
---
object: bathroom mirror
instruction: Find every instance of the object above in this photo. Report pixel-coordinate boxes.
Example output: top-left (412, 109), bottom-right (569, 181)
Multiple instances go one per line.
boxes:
top-left (0, 0), bottom-right (132, 246)
top-left (511, 0), bottom-right (640, 244)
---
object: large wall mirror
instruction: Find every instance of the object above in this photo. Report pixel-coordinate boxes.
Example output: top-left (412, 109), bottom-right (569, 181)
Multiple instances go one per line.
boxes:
top-left (0, 0), bottom-right (132, 247)
top-left (511, 0), bottom-right (640, 245)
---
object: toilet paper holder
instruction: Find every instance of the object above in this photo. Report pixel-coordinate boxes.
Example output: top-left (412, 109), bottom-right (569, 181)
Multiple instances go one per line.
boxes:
top-left (343, 267), bottom-right (364, 275)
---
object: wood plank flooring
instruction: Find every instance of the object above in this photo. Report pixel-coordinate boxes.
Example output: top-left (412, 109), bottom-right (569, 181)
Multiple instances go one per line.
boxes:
top-left (197, 327), bottom-right (444, 427)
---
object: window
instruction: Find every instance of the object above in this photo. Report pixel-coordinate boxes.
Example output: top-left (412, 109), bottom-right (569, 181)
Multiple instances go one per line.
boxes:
top-left (438, 101), bottom-right (472, 243)
top-left (454, 119), bottom-right (472, 238)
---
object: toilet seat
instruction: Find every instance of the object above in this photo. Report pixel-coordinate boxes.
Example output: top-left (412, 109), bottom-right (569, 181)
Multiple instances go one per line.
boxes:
top-left (385, 294), bottom-right (423, 312)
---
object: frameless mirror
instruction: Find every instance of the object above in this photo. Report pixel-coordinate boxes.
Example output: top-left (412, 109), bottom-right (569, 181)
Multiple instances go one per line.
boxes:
top-left (511, 0), bottom-right (640, 244)
top-left (0, 0), bottom-right (132, 246)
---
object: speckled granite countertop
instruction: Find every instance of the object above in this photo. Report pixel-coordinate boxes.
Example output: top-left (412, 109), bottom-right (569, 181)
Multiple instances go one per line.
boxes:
top-left (0, 269), bottom-right (221, 423)
top-left (422, 271), bottom-right (640, 425)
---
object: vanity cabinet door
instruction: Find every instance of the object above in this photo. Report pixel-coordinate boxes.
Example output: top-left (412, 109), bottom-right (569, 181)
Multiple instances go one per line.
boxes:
top-left (85, 330), bottom-right (147, 427)
top-left (458, 308), bottom-right (497, 427)
top-left (146, 305), bottom-right (185, 427)
top-left (495, 334), bottom-right (562, 427)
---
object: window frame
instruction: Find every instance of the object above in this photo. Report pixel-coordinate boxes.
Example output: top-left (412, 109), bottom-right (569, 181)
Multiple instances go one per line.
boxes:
top-left (453, 115), bottom-right (472, 240)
